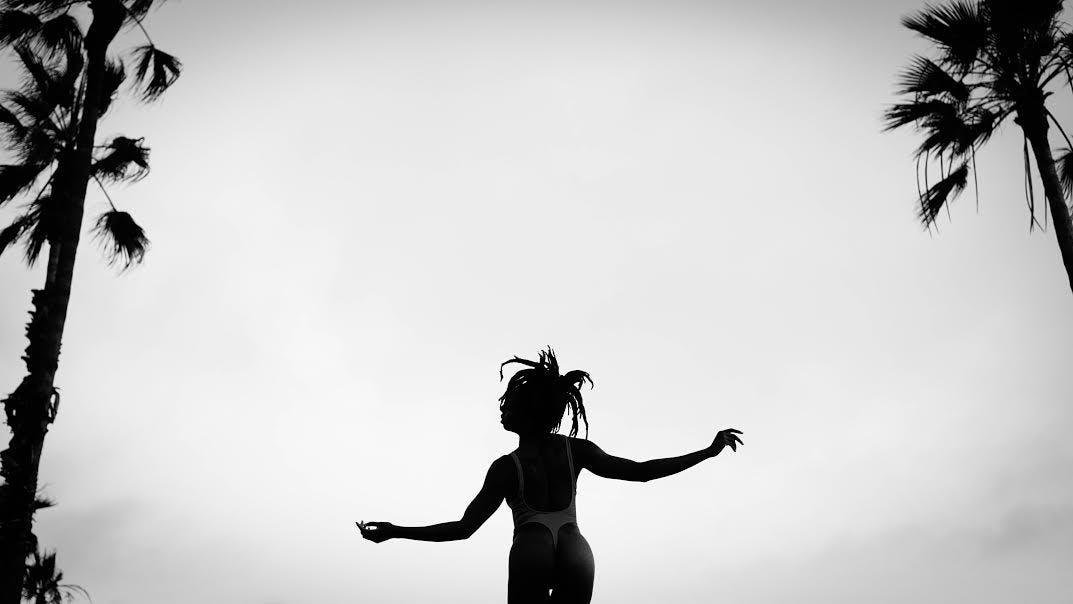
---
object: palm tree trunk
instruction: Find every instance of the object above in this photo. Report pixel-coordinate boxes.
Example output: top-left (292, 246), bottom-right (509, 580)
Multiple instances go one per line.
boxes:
top-left (1020, 106), bottom-right (1073, 297)
top-left (0, 3), bottom-right (125, 603)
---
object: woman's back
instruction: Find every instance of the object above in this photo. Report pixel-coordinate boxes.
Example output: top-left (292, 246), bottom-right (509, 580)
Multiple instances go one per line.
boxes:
top-left (509, 435), bottom-right (577, 511)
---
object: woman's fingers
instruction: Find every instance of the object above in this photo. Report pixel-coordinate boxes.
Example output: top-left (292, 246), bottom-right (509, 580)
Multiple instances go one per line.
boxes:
top-left (716, 429), bottom-right (744, 452)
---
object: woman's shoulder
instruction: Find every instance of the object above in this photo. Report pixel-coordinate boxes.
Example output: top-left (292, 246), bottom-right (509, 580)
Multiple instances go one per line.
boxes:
top-left (564, 435), bottom-right (597, 464)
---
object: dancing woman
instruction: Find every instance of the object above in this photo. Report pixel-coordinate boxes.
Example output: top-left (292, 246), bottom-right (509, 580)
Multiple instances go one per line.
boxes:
top-left (358, 347), bottom-right (743, 604)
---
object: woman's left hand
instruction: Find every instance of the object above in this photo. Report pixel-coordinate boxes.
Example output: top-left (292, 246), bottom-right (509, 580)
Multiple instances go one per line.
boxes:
top-left (357, 520), bottom-right (396, 543)
top-left (708, 428), bottom-right (744, 457)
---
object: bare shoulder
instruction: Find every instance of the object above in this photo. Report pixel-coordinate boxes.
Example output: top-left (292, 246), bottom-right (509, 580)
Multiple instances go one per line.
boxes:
top-left (565, 436), bottom-right (600, 469)
top-left (486, 455), bottom-right (514, 491)
top-left (490, 454), bottom-right (513, 476)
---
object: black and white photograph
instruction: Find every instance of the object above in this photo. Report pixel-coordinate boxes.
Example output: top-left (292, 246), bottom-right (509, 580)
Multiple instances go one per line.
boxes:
top-left (1, 1), bottom-right (1071, 603)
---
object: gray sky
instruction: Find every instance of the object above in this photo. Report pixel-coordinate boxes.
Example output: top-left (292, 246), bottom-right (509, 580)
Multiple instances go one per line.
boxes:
top-left (1, 1), bottom-right (1071, 603)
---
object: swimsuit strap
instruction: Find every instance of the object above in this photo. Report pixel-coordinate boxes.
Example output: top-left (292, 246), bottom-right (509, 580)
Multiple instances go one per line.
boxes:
top-left (509, 452), bottom-right (524, 497)
top-left (562, 434), bottom-right (575, 484)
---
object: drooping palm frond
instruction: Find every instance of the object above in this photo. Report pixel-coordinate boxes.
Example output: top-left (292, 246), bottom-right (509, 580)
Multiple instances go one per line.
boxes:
top-left (92, 209), bottom-right (148, 269)
top-left (0, 0), bottom-right (78, 14)
top-left (902, 1), bottom-right (988, 73)
top-left (14, 43), bottom-right (74, 111)
top-left (884, 98), bottom-right (962, 132)
top-left (1057, 148), bottom-right (1073, 198)
top-left (0, 8), bottom-right (40, 47)
top-left (22, 548), bottom-right (91, 604)
top-left (32, 495), bottom-right (54, 511)
top-left (33, 13), bottom-right (82, 60)
top-left (918, 162), bottom-right (970, 226)
top-left (3, 88), bottom-right (52, 124)
top-left (97, 57), bottom-right (125, 116)
top-left (0, 191), bottom-right (53, 264)
top-left (897, 55), bottom-right (971, 101)
top-left (0, 161), bottom-right (46, 204)
top-left (131, 43), bottom-right (180, 101)
top-left (912, 106), bottom-right (1002, 158)
top-left (15, 122), bottom-right (61, 165)
top-left (23, 193), bottom-right (55, 264)
top-left (125, 0), bottom-right (164, 19)
top-left (0, 207), bottom-right (37, 256)
top-left (0, 101), bottom-right (27, 140)
top-left (91, 135), bottom-right (148, 182)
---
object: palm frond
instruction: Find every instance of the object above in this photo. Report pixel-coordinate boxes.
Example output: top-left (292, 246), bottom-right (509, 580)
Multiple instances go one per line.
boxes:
top-left (22, 547), bottom-right (89, 604)
top-left (92, 135), bottom-right (148, 181)
top-left (15, 123), bottom-right (60, 164)
top-left (131, 43), bottom-right (181, 101)
top-left (0, 207), bottom-right (37, 257)
top-left (32, 494), bottom-right (55, 511)
top-left (33, 13), bottom-right (82, 59)
top-left (4, 88), bottom-right (53, 123)
top-left (14, 43), bottom-right (52, 94)
top-left (126, 0), bottom-right (163, 19)
top-left (1, 0), bottom-right (76, 14)
top-left (14, 43), bottom-right (74, 110)
top-left (897, 56), bottom-right (970, 101)
top-left (0, 9), bottom-right (40, 46)
top-left (93, 209), bottom-right (149, 269)
top-left (961, 106), bottom-right (1001, 149)
top-left (902, 1), bottom-right (988, 72)
top-left (883, 98), bottom-right (961, 131)
top-left (0, 161), bottom-right (46, 204)
top-left (0, 101), bottom-right (27, 141)
top-left (0, 191), bottom-right (52, 265)
top-left (1023, 136), bottom-right (1045, 231)
top-left (917, 105), bottom-right (1001, 157)
top-left (98, 57), bottom-right (125, 116)
top-left (1057, 148), bottom-right (1073, 199)
top-left (24, 193), bottom-right (54, 264)
top-left (918, 161), bottom-right (970, 226)
top-left (987, 0), bottom-right (1064, 79)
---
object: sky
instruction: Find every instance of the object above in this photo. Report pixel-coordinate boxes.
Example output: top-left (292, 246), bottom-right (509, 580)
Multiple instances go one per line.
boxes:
top-left (1, 0), bottom-right (1072, 603)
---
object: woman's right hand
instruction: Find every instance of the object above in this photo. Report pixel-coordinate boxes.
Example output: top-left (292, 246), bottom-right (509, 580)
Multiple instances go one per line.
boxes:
top-left (357, 521), bottom-right (396, 543)
top-left (708, 428), bottom-right (743, 457)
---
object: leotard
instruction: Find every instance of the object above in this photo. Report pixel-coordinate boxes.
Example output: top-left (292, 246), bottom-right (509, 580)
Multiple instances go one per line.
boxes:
top-left (506, 434), bottom-right (578, 549)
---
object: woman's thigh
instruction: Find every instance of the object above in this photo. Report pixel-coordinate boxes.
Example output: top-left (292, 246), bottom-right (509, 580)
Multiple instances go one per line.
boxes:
top-left (550, 525), bottom-right (594, 604)
top-left (508, 524), bottom-right (555, 604)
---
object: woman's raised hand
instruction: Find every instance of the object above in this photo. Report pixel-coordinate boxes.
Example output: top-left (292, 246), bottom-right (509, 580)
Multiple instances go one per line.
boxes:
top-left (357, 520), bottom-right (396, 544)
top-left (708, 428), bottom-right (744, 457)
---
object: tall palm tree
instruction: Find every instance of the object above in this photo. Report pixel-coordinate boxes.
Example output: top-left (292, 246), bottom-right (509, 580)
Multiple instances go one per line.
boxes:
top-left (0, 2), bottom-right (180, 601)
top-left (885, 0), bottom-right (1073, 296)
top-left (22, 548), bottom-right (89, 604)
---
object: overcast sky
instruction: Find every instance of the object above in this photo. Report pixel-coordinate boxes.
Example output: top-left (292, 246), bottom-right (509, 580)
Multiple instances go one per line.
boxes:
top-left (1, 1), bottom-right (1072, 603)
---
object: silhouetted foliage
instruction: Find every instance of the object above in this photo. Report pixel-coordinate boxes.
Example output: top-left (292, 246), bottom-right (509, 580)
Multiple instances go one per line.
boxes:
top-left (885, 0), bottom-right (1073, 294)
top-left (0, 2), bottom-right (181, 602)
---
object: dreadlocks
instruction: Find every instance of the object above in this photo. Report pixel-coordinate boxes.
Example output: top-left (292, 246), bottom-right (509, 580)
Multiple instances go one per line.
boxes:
top-left (499, 347), bottom-right (593, 438)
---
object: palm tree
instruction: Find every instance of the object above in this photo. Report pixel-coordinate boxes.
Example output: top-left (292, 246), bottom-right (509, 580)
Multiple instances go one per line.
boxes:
top-left (885, 0), bottom-right (1073, 296)
top-left (22, 548), bottom-right (89, 604)
top-left (0, 2), bottom-right (180, 601)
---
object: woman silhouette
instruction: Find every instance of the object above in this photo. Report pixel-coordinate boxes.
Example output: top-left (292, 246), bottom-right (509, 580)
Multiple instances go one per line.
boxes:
top-left (358, 347), bottom-right (743, 603)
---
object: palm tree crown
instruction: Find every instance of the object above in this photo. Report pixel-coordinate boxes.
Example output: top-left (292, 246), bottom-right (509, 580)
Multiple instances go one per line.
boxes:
top-left (885, 0), bottom-right (1073, 225)
top-left (885, 0), bottom-right (1073, 296)
top-left (0, 0), bottom-right (181, 269)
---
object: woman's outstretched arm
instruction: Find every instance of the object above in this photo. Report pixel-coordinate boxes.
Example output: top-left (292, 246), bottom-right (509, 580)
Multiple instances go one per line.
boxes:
top-left (358, 457), bottom-right (510, 544)
top-left (576, 428), bottom-right (743, 483)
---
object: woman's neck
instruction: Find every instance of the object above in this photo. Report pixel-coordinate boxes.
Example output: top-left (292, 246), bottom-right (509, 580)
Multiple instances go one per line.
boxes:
top-left (517, 431), bottom-right (558, 450)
